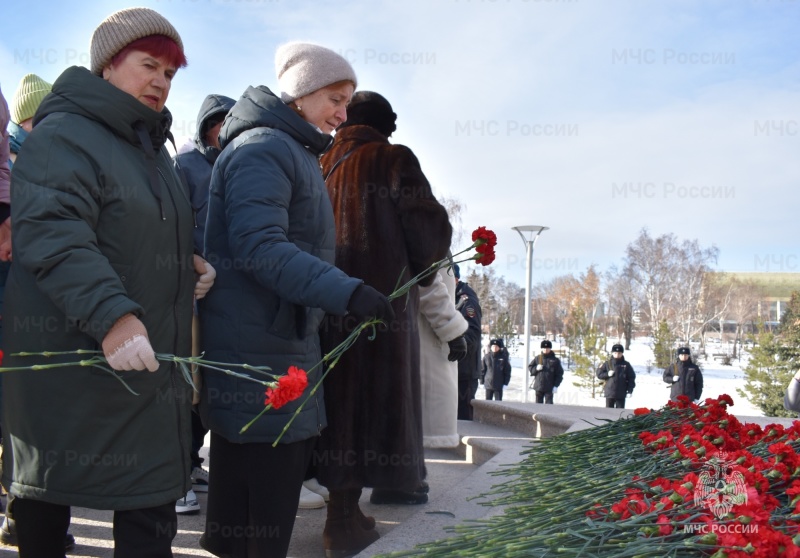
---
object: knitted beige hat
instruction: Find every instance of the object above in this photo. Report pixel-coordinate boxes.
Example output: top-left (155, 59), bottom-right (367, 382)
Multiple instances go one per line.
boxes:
top-left (275, 42), bottom-right (357, 104)
top-left (10, 73), bottom-right (52, 124)
top-left (90, 7), bottom-right (183, 75)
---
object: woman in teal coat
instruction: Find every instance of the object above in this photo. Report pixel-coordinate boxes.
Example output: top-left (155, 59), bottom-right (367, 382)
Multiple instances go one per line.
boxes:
top-left (2, 8), bottom-right (213, 556)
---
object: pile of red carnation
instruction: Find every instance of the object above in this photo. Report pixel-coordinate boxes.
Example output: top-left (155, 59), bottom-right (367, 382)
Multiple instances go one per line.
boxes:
top-left (589, 396), bottom-right (800, 558)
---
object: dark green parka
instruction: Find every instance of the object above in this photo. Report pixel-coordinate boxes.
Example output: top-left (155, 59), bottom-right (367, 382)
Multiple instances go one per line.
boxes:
top-left (1, 66), bottom-right (194, 510)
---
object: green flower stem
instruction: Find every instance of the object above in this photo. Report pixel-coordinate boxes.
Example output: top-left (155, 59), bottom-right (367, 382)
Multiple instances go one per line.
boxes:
top-left (386, 246), bottom-right (481, 303)
top-left (239, 402), bottom-right (275, 434)
top-left (376, 406), bottom-right (735, 557)
top-left (246, 319), bottom-right (382, 440)
top-left (156, 354), bottom-right (279, 388)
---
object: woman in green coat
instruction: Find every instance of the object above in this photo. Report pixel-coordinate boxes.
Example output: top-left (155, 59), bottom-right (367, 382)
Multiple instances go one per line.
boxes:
top-left (2, 8), bottom-right (214, 557)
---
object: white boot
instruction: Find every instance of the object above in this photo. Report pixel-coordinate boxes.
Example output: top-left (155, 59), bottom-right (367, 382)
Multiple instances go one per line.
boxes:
top-left (299, 485), bottom-right (326, 509)
top-left (303, 478), bottom-right (330, 501)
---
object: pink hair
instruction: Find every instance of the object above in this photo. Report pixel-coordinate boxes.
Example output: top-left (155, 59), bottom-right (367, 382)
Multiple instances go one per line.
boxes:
top-left (111, 35), bottom-right (187, 69)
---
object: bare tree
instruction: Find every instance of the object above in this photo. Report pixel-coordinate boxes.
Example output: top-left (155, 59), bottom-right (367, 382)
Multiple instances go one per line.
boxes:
top-left (624, 229), bottom-right (682, 335)
top-left (439, 196), bottom-right (465, 249)
top-left (604, 265), bottom-right (638, 350)
top-left (624, 228), bottom-right (718, 339)
top-left (532, 282), bottom-right (560, 337)
top-left (671, 239), bottom-right (720, 343)
top-left (727, 278), bottom-right (763, 358)
top-left (694, 271), bottom-right (735, 351)
top-left (465, 267), bottom-right (525, 343)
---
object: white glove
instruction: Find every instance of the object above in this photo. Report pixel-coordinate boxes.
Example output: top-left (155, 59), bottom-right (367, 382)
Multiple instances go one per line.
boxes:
top-left (194, 255), bottom-right (216, 300)
top-left (607, 369), bottom-right (615, 377)
top-left (536, 364), bottom-right (543, 371)
top-left (552, 386), bottom-right (558, 394)
top-left (673, 375), bottom-right (679, 382)
top-left (103, 314), bottom-right (159, 372)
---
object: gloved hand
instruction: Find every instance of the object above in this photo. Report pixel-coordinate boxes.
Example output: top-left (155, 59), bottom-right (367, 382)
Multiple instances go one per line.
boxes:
top-left (447, 335), bottom-right (468, 362)
top-left (347, 284), bottom-right (395, 322)
top-left (627, 390), bottom-right (633, 396)
top-left (673, 375), bottom-right (680, 382)
top-left (607, 369), bottom-right (615, 377)
top-left (536, 364), bottom-right (543, 371)
top-left (193, 255), bottom-right (216, 299)
top-left (552, 386), bottom-right (558, 394)
top-left (102, 314), bottom-right (159, 372)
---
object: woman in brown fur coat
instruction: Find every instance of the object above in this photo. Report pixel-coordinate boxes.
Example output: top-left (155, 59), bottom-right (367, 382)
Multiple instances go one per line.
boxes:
top-left (317, 91), bottom-right (452, 557)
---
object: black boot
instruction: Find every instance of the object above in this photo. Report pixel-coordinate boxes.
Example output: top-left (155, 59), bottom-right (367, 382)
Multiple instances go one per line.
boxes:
top-left (370, 482), bottom-right (429, 505)
top-left (322, 489), bottom-right (380, 558)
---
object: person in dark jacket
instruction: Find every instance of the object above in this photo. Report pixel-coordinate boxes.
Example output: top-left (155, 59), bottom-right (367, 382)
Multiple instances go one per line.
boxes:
top-left (664, 347), bottom-right (704, 402)
top-left (198, 44), bottom-right (393, 558)
top-left (1, 73), bottom-right (77, 550)
top-left (172, 93), bottom-right (235, 515)
top-left (456, 264), bottom-right (483, 419)
top-left (481, 338), bottom-right (512, 400)
top-left (528, 340), bottom-right (564, 404)
top-left (174, 93), bottom-right (235, 251)
top-left (317, 90), bottom-right (452, 553)
top-left (596, 343), bottom-right (636, 408)
top-left (1, 8), bottom-right (214, 557)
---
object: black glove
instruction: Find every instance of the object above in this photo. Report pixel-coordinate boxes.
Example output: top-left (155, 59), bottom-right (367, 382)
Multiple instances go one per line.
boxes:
top-left (447, 335), bottom-right (468, 362)
top-left (346, 284), bottom-right (395, 322)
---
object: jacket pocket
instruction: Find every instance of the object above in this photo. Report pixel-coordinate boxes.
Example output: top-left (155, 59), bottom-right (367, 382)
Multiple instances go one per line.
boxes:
top-left (266, 296), bottom-right (297, 340)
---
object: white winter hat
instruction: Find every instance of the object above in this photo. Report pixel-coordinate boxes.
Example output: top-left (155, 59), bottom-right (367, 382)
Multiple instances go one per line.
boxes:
top-left (275, 42), bottom-right (357, 104)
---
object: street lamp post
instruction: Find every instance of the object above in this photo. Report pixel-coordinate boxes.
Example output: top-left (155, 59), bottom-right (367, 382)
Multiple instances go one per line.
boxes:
top-left (512, 225), bottom-right (549, 403)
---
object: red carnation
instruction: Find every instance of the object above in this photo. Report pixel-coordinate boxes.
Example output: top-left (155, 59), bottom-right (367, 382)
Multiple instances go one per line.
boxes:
top-left (264, 366), bottom-right (308, 409)
top-left (0, 349), bottom-right (3, 366)
top-left (718, 393), bottom-right (734, 406)
top-left (633, 407), bottom-right (651, 416)
top-left (471, 226), bottom-right (497, 249)
top-left (475, 248), bottom-right (496, 266)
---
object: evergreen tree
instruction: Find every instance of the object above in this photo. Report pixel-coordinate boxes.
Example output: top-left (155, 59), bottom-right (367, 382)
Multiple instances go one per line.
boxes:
top-left (571, 326), bottom-right (606, 399)
top-left (494, 312), bottom-right (518, 352)
top-left (738, 292), bottom-right (800, 417)
top-left (652, 320), bottom-right (674, 368)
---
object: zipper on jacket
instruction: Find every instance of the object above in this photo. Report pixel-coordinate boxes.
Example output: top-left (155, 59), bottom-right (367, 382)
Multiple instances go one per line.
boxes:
top-left (158, 163), bottom-right (190, 488)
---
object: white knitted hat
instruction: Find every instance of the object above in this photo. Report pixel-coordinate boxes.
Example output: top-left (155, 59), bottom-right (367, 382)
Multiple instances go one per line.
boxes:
top-left (275, 42), bottom-right (357, 103)
top-left (90, 7), bottom-right (183, 75)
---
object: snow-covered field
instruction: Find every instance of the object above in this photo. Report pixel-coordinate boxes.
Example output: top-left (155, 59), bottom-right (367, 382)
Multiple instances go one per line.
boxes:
top-left (495, 336), bottom-right (765, 418)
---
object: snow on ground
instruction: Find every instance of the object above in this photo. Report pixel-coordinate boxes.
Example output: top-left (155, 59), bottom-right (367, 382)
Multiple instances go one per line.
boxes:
top-left (492, 336), bottom-right (765, 418)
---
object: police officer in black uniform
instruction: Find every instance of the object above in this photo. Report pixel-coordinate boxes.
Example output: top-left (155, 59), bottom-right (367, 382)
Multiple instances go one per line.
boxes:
top-left (596, 343), bottom-right (636, 408)
top-left (528, 340), bottom-right (564, 404)
top-left (664, 347), bottom-right (704, 402)
top-left (454, 264), bottom-right (482, 420)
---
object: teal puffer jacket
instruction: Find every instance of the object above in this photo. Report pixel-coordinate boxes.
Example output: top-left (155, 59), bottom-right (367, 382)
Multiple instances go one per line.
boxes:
top-left (2, 66), bottom-right (195, 511)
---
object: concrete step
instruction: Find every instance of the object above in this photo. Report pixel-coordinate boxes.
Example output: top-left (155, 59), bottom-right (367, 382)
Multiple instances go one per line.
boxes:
top-left (455, 418), bottom-right (536, 466)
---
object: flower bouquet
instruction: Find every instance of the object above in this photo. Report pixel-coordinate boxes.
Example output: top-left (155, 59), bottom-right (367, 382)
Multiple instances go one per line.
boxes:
top-left (254, 226), bottom-right (498, 442)
top-left (379, 395), bottom-right (800, 558)
top-left (0, 227), bottom-right (498, 441)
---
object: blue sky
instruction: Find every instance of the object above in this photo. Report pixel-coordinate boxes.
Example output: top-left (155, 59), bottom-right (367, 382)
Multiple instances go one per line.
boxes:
top-left (2, 0), bottom-right (798, 289)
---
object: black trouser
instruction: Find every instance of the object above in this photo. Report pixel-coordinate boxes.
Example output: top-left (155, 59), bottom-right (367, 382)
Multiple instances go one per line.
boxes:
top-left (485, 389), bottom-right (503, 401)
top-left (605, 398), bottom-right (626, 409)
top-left (457, 378), bottom-right (479, 420)
top-left (535, 391), bottom-right (554, 404)
top-left (14, 498), bottom-right (176, 558)
top-left (202, 432), bottom-right (315, 558)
